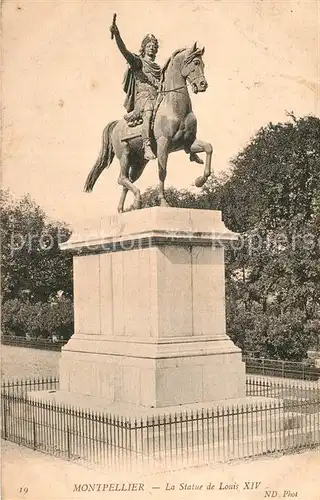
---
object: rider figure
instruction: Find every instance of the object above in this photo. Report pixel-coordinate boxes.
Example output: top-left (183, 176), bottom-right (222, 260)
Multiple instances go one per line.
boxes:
top-left (110, 20), bottom-right (161, 161)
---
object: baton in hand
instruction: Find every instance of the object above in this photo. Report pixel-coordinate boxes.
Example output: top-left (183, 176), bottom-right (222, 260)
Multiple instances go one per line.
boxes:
top-left (111, 13), bottom-right (117, 39)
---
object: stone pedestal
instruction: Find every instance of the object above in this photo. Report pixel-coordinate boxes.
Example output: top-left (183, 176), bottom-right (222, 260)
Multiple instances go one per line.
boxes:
top-left (59, 207), bottom-right (245, 408)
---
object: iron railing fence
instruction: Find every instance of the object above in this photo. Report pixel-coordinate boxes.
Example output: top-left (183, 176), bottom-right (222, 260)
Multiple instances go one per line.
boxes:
top-left (1, 376), bottom-right (319, 472)
top-left (244, 356), bottom-right (320, 381)
top-left (1, 377), bottom-right (59, 396)
top-left (1, 335), bottom-right (67, 351)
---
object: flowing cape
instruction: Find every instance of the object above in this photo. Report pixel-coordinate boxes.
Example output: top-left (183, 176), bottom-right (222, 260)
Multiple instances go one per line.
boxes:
top-left (122, 68), bottom-right (135, 113)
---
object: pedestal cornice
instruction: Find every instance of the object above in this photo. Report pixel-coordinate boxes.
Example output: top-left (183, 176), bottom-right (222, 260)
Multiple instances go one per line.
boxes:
top-left (60, 207), bottom-right (239, 255)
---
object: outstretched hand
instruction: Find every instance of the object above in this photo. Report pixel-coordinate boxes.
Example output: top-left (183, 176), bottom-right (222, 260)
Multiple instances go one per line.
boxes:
top-left (110, 23), bottom-right (119, 37)
top-left (110, 14), bottom-right (119, 38)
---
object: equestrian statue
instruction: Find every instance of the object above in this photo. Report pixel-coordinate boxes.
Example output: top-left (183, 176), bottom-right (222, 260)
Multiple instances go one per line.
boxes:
top-left (84, 14), bottom-right (213, 212)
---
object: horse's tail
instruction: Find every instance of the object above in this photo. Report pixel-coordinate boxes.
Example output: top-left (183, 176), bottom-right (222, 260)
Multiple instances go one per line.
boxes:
top-left (84, 120), bottom-right (118, 193)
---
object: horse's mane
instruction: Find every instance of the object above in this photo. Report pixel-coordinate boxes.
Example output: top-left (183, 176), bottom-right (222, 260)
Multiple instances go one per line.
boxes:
top-left (160, 46), bottom-right (204, 89)
top-left (160, 48), bottom-right (187, 89)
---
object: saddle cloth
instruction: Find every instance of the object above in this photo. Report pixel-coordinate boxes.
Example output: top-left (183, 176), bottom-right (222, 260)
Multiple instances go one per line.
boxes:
top-left (124, 93), bottom-right (163, 129)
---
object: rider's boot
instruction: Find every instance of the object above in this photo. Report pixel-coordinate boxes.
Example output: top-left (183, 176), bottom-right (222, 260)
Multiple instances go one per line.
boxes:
top-left (143, 138), bottom-right (156, 161)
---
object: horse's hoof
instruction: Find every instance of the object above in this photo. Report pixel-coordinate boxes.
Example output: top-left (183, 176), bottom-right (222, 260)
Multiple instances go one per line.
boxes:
top-left (195, 176), bottom-right (206, 188)
top-left (133, 198), bottom-right (142, 210)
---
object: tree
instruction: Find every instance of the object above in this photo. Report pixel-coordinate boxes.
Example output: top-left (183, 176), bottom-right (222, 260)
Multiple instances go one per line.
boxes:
top-left (219, 115), bottom-right (320, 360)
top-left (1, 190), bottom-right (73, 302)
top-left (138, 185), bottom-right (205, 209)
top-left (2, 295), bottom-right (74, 339)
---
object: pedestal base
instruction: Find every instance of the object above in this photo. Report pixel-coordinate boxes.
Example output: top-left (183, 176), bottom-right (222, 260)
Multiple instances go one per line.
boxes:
top-left (28, 390), bottom-right (270, 418)
top-left (59, 336), bottom-right (245, 407)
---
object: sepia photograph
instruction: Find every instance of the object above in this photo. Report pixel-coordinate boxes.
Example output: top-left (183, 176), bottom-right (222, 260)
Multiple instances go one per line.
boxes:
top-left (1, 1), bottom-right (319, 499)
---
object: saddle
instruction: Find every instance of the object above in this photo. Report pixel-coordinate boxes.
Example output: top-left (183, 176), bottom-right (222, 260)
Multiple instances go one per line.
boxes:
top-left (124, 93), bottom-right (164, 129)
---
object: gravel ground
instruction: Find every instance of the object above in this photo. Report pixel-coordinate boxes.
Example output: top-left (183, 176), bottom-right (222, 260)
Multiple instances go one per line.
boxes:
top-left (1, 345), bottom-right (60, 379)
top-left (2, 440), bottom-right (319, 500)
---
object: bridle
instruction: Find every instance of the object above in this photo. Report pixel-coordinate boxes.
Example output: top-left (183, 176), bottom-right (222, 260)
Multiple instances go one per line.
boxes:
top-left (157, 46), bottom-right (206, 95)
top-left (159, 71), bottom-right (203, 95)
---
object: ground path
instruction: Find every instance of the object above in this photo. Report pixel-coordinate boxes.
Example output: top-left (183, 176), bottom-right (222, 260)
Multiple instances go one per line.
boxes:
top-left (1, 345), bottom-right (60, 379)
top-left (2, 440), bottom-right (319, 500)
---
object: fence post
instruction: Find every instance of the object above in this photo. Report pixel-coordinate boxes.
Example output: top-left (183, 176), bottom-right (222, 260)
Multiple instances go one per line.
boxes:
top-left (32, 418), bottom-right (37, 450)
top-left (262, 358), bottom-right (265, 376)
top-left (3, 398), bottom-right (8, 439)
top-left (67, 425), bottom-right (71, 460)
top-left (282, 361), bottom-right (285, 378)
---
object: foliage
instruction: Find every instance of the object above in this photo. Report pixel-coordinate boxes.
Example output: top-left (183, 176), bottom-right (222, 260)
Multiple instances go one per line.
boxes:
top-left (223, 115), bottom-right (320, 360)
top-left (1, 190), bottom-right (73, 302)
top-left (226, 303), bottom-right (318, 361)
top-left (2, 296), bottom-right (74, 340)
top-left (2, 298), bottom-right (26, 337)
top-left (202, 114), bottom-right (320, 233)
top-left (43, 295), bottom-right (74, 339)
top-left (137, 186), bottom-right (203, 209)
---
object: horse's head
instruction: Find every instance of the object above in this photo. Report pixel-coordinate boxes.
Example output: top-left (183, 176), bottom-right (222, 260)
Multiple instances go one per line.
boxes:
top-left (181, 42), bottom-right (207, 93)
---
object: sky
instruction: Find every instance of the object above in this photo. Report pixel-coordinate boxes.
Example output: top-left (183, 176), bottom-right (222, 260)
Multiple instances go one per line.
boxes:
top-left (2, 0), bottom-right (319, 227)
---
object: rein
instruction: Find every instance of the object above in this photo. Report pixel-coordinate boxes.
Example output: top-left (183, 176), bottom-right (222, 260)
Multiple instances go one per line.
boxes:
top-left (159, 85), bottom-right (186, 94)
top-left (158, 73), bottom-right (201, 95)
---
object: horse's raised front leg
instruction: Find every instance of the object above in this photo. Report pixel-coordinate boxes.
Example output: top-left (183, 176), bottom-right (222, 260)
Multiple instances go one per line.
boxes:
top-left (117, 149), bottom-right (141, 212)
top-left (189, 139), bottom-right (213, 187)
top-left (157, 137), bottom-right (170, 207)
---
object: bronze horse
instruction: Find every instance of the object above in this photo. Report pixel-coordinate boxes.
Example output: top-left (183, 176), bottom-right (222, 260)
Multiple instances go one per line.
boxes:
top-left (84, 43), bottom-right (213, 212)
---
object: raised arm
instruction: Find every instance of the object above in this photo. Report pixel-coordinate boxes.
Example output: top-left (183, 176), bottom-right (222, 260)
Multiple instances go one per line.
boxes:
top-left (110, 21), bottom-right (135, 66)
